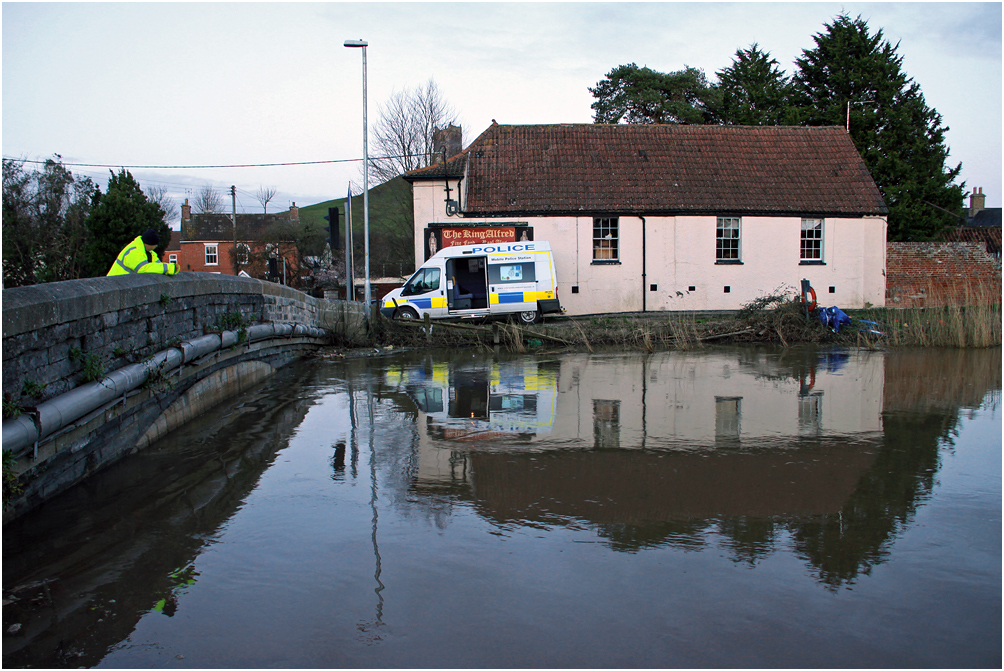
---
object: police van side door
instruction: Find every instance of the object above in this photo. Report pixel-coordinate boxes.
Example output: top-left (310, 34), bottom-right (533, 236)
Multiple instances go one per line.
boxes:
top-left (487, 255), bottom-right (537, 316)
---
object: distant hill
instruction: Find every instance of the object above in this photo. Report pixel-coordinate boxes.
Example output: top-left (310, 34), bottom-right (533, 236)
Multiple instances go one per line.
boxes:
top-left (293, 176), bottom-right (415, 278)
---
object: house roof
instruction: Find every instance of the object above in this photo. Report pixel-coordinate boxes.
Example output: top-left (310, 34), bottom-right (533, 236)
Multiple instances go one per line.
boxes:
top-left (405, 123), bottom-right (888, 217)
top-left (943, 224), bottom-right (1002, 257)
top-left (968, 208), bottom-right (1002, 228)
top-left (181, 212), bottom-right (298, 242)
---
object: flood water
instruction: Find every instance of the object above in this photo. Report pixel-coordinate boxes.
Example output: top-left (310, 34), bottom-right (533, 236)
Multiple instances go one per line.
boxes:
top-left (3, 346), bottom-right (1001, 668)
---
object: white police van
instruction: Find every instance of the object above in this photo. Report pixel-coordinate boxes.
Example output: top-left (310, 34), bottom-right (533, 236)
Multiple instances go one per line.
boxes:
top-left (380, 241), bottom-right (561, 325)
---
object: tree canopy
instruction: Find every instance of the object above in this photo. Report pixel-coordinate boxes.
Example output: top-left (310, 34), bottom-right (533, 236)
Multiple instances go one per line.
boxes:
top-left (2, 156), bottom-right (96, 288)
top-left (793, 14), bottom-right (964, 240)
top-left (590, 63), bottom-right (721, 124)
top-left (82, 169), bottom-right (170, 276)
top-left (716, 44), bottom-right (796, 126)
top-left (588, 14), bottom-right (966, 241)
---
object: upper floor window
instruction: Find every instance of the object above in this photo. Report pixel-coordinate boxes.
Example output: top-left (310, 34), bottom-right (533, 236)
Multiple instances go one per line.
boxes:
top-left (801, 218), bottom-right (823, 262)
top-left (205, 244), bottom-right (218, 266)
top-left (168, 253), bottom-right (178, 264)
top-left (593, 217), bottom-right (618, 262)
top-left (716, 217), bottom-right (741, 262)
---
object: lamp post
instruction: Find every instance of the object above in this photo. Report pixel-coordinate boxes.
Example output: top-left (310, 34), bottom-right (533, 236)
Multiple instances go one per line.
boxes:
top-left (344, 39), bottom-right (371, 305)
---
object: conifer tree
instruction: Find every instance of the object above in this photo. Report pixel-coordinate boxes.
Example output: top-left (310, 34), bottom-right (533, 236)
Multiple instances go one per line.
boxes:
top-left (83, 170), bottom-right (169, 276)
top-left (716, 44), bottom-right (796, 126)
top-left (793, 14), bottom-right (964, 240)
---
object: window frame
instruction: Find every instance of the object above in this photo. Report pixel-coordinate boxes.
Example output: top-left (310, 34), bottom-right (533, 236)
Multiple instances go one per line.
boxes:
top-left (592, 217), bottom-right (620, 264)
top-left (204, 243), bottom-right (219, 266)
top-left (800, 217), bottom-right (825, 264)
top-left (715, 216), bottom-right (742, 264)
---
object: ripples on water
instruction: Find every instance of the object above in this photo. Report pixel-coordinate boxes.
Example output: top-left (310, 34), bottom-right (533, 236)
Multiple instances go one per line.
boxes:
top-left (3, 346), bottom-right (1001, 668)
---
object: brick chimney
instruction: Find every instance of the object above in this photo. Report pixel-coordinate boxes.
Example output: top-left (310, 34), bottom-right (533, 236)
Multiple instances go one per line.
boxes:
top-left (432, 125), bottom-right (462, 164)
top-left (969, 188), bottom-right (986, 217)
top-left (181, 198), bottom-right (192, 223)
top-left (289, 202), bottom-right (299, 222)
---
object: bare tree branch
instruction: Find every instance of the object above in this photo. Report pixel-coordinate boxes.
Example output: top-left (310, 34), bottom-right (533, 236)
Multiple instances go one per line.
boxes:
top-left (255, 185), bottom-right (277, 213)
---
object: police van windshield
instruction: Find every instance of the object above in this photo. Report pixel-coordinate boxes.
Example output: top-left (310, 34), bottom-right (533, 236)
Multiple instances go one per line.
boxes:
top-left (402, 267), bottom-right (441, 296)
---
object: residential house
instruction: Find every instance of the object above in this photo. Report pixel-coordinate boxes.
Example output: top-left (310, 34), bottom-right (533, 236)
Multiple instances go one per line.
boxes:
top-left (404, 122), bottom-right (889, 314)
top-left (179, 201), bottom-right (304, 285)
top-left (942, 187), bottom-right (1002, 260)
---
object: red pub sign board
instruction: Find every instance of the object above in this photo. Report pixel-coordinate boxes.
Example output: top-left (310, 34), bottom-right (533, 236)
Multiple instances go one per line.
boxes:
top-left (424, 225), bottom-right (533, 259)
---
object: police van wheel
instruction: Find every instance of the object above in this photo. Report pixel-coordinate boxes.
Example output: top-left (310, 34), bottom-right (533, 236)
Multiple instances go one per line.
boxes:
top-left (394, 307), bottom-right (419, 321)
top-left (515, 309), bottom-right (541, 325)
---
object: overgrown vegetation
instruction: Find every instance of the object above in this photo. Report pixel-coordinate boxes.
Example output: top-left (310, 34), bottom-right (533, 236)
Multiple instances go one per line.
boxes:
top-left (214, 311), bottom-right (253, 345)
top-left (856, 282), bottom-right (1001, 348)
top-left (370, 286), bottom-right (1000, 353)
top-left (3, 449), bottom-right (22, 508)
top-left (80, 353), bottom-right (106, 383)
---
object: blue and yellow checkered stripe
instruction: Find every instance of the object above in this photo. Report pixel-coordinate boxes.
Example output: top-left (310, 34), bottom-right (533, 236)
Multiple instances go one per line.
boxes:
top-left (489, 290), bottom-right (554, 305)
top-left (383, 296), bottom-right (448, 310)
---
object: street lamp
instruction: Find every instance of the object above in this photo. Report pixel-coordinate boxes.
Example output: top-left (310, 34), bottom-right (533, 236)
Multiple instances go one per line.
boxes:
top-left (344, 38), bottom-right (371, 305)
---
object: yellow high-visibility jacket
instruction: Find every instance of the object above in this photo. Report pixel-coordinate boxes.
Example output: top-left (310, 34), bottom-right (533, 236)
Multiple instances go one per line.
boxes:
top-left (107, 235), bottom-right (178, 276)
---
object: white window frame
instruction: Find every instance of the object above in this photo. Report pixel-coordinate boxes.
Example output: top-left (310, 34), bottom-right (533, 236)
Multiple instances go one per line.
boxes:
top-left (168, 253), bottom-right (178, 264)
top-left (716, 216), bottom-right (741, 262)
top-left (800, 217), bottom-right (824, 262)
top-left (204, 243), bottom-right (218, 266)
top-left (592, 217), bottom-right (619, 263)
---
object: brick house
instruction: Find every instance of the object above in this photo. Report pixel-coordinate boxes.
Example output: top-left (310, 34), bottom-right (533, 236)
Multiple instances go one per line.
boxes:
top-left (404, 122), bottom-right (889, 314)
top-left (179, 201), bottom-right (303, 285)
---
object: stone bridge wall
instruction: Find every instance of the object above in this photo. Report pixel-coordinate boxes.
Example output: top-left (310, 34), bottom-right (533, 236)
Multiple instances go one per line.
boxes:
top-left (2, 273), bottom-right (368, 522)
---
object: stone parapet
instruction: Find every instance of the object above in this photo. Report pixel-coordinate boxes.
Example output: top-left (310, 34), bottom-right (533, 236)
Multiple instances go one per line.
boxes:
top-left (2, 273), bottom-right (367, 405)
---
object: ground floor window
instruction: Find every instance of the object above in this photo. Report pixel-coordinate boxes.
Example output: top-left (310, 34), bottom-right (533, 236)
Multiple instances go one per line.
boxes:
top-left (716, 217), bottom-right (741, 262)
top-left (801, 218), bottom-right (823, 261)
top-left (236, 243), bottom-right (251, 266)
top-left (593, 217), bottom-right (618, 262)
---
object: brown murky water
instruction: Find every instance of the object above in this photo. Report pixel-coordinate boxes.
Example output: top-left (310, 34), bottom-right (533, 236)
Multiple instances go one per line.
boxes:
top-left (3, 346), bottom-right (1001, 668)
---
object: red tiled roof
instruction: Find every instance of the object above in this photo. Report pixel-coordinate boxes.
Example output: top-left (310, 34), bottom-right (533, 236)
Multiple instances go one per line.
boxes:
top-left (406, 123), bottom-right (888, 217)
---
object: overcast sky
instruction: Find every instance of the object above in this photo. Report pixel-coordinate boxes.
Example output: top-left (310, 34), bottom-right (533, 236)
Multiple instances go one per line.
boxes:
top-left (3, 2), bottom-right (1001, 226)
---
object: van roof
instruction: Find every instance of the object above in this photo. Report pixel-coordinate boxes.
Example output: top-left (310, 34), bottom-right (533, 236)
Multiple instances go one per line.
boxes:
top-left (431, 240), bottom-right (551, 258)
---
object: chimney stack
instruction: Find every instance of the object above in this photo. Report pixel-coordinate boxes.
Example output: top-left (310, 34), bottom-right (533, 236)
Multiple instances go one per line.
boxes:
top-left (969, 187), bottom-right (986, 218)
top-left (181, 198), bottom-right (192, 223)
top-left (432, 125), bottom-right (463, 164)
top-left (289, 202), bottom-right (299, 222)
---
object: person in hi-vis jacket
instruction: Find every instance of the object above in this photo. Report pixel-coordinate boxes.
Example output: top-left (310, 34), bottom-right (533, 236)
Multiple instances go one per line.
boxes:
top-left (107, 229), bottom-right (178, 276)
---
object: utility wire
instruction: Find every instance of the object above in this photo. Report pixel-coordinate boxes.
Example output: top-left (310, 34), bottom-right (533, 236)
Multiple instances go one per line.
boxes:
top-left (3, 152), bottom-right (418, 170)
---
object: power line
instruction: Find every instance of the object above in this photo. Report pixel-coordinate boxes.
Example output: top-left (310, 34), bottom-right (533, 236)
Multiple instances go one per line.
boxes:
top-left (4, 157), bottom-right (357, 169)
top-left (3, 152), bottom-right (415, 170)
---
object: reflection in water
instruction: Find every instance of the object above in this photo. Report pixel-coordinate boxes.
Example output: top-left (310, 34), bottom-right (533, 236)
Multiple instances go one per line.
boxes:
top-left (2, 347), bottom-right (1000, 668)
top-left (386, 348), bottom-right (996, 589)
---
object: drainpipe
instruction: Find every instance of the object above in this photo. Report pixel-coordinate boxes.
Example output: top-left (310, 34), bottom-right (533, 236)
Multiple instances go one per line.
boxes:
top-left (640, 215), bottom-right (647, 313)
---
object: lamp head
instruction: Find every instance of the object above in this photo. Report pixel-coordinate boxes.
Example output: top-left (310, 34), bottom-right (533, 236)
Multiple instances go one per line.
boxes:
top-left (344, 39), bottom-right (368, 48)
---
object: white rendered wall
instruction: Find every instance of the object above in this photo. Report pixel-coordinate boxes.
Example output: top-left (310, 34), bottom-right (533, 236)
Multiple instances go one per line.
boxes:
top-left (411, 179), bottom-right (887, 314)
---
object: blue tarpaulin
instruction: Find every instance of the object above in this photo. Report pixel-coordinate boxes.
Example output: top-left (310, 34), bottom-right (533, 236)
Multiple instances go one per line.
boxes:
top-left (819, 306), bottom-right (852, 332)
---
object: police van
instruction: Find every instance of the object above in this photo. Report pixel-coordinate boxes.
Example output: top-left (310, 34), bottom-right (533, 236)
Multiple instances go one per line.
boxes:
top-left (380, 241), bottom-right (562, 324)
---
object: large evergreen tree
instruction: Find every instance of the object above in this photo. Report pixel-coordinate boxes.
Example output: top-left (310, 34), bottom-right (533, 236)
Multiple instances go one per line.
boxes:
top-left (83, 169), bottom-right (169, 276)
top-left (590, 63), bottom-right (721, 124)
top-left (716, 44), bottom-right (797, 126)
top-left (793, 14), bottom-right (964, 240)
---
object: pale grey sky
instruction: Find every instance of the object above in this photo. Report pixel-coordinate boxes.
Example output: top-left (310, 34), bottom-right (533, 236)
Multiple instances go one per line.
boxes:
top-left (3, 2), bottom-right (1001, 225)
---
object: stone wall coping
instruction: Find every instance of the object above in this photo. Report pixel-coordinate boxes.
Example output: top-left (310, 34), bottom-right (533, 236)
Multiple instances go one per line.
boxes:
top-left (2, 273), bottom-right (318, 337)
